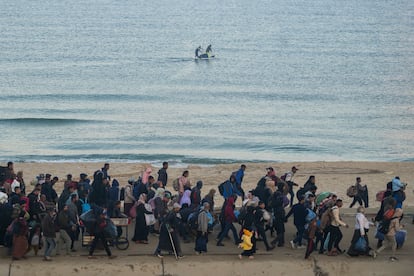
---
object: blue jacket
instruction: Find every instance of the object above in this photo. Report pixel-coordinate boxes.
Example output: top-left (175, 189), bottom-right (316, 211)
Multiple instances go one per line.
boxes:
top-left (235, 169), bottom-right (244, 186)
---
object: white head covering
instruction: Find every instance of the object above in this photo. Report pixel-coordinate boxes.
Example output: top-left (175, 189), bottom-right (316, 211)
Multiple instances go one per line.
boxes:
top-left (0, 192), bottom-right (8, 204)
top-left (11, 180), bottom-right (21, 192)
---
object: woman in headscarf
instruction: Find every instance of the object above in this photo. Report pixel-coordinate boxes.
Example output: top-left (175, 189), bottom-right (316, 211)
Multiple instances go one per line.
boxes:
top-left (178, 170), bottom-right (191, 198)
top-left (11, 211), bottom-right (29, 260)
top-left (89, 171), bottom-right (108, 208)
top-left (347, 206), bottom-right (375, 257)
top-left (132, 194), bottom-right (153, 244)
top-left (202, 189), bottom-right (216, 213)
top-left (142, 167), bottom-right (152, 185)
top-left (151, 188), bottom-right (167, 225)
top-left (180, 190), bottom-right (192, 207)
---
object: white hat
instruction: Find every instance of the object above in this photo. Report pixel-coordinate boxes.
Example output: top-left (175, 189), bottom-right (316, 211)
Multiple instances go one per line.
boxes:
top-left (11, 180), bottom-right (21, 192)
top-left (173, 203), bottom-right (181, 209)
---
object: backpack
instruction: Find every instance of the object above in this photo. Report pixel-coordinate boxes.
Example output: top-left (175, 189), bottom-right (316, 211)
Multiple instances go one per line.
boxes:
top-left (346, 185), bottom-right (357, 198)
top-left (79, 198), bottom-right (91, 214)
top-left (188, 210), bottom-right (201, 230)
top-left (305, 208), bottom-right (317, 223)
top-left (280, 173), bottom-right (287, 181)
top-left (378, 216), bottom-right (398, 234)
top-left (218, 181), bottom-right (225, 196)
top-left (172, 178), bottom-right (179, 192)
top-left (119, 187), bottom-right (125, 201)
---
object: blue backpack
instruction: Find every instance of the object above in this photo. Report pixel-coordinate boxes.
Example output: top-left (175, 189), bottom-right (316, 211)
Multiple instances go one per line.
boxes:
top-left (79, 198), bottom-right (91, 214)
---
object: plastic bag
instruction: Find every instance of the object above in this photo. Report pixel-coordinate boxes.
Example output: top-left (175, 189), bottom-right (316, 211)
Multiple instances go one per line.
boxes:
top-left (396, 230), bottom-right (407, 249)
top-left (354, 236), bottom-right (367, 252)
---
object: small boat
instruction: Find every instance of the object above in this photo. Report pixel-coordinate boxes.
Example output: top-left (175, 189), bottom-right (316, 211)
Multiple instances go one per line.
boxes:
top-left (195, 45), bottom-right (214, 60)
top-left (195, 53), bottom-right (215, 60)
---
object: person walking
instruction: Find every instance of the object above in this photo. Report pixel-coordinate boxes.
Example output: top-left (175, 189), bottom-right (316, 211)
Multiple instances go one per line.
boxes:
top-left (41, 208), bottom-right (57, 261)
top-left (195, 202), bottom-right (210, 254)
top-left (216, 197), bottom-right (240, 246)
top-left (286, 195), bottom-right (307, 249)
top-left (157, 162), bottom-right (168, 187)
top-left (327, 199), bottom-right (349, 256)
top-left (375, 208), bottom-right (403, 261)
top-left (88, 210), bottom-right (117, 259)
top-left (347, 206), bottom-right (375, 257)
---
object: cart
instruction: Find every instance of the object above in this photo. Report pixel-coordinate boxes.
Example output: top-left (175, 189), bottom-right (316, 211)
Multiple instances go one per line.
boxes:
top-left (81, 217), bottom-right (130, 250)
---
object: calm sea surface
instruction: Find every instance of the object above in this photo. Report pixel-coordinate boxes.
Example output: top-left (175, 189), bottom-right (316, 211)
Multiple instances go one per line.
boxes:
top-left (1, 0), bottom-right (413, 165)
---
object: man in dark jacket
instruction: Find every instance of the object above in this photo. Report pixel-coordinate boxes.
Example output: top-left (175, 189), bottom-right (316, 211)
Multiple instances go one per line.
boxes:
top-left (41, 174), bottom-right (58, 204)
top-left (28, 186), bottom-right (42, 222)
top-left (41, 208), bottom-right (57, 261)
top-left (57, 205), bottom-right (73, 255)
top-left (254, 201), bottom-right (274, 251)
top-left (286, 195), bottom-right (307, 249)
top-left (190, 181), bottom-right (203, 210)
top-left (157, 162), bottom-right (168, 187)
top-left (271, 188), bottom-right (287, 247)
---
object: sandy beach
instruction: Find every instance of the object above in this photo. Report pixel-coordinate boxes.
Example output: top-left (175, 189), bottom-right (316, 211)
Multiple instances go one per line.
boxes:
top-left (12, 161), bottom-right (414, 208)
top-left (1, 161), bottom-right (413, 276)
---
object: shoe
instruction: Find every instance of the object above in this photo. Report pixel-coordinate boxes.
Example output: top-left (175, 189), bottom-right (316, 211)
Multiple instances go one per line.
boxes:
top-left (178, 255), bottom-right (184, 259)
top-left (277, 243), bottom-right (284, 247)
top-left (297, 245), bottom-right (306, 249)
top-left (88, 256), bottom-right (97, 259)
top-left (156, 253), bottom-right (164, 258)
top-left (216, 242), bottom-right (224, 246)
top-left (389, 257), bottom-right (398, 262)
top-left (372, 251), bottom-right (377, 259)
top-left (108, 255), bottom-right (117, 259)
top-left (290, 240), bottom-right (296, 249)
top-left (195, 251), bottom-right (200, 255)
top-left (238, 254), bottom-right (242, 260)
top-left (266, 245), bottom-right (275, 251)
top-left (43, 256), bottom-right (52, 261)
top-left (71, 249), bottom-right (77, 252)
top-left (248, 256), bottom-right (254, 260)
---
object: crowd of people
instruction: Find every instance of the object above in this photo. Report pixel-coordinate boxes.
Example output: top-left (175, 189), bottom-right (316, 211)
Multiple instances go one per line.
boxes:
top-left (0, 161), bottom-right (409, 262)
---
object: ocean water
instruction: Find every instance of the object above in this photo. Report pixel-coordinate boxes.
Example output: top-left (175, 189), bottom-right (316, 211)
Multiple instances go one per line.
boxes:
top-left (1, 0), bottom-right (413, 165)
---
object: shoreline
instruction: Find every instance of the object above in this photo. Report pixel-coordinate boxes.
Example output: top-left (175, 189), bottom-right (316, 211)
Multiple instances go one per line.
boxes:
top-left (8, 161), bottom-right (414, 208)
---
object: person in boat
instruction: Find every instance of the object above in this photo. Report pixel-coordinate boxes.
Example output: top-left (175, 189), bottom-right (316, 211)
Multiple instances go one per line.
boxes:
top-left (195, 46), bottom-right (202, 58)
top-left (205, 45), bottom-right (212, 57)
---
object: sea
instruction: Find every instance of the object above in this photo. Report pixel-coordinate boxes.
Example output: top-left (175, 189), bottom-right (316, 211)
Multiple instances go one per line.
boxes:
top-left (1, 0), bottom-right (413, 166)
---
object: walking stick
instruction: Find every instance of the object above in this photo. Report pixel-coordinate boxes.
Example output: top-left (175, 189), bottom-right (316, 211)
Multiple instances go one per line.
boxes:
top-left (166, 224), bottom-right (178, 260)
